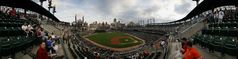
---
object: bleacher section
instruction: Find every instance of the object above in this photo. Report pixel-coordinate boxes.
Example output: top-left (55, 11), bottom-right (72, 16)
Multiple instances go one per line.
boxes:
top-left (41, 24), bottom-right (62, 36)
top-left (194, 35), bottom-right (237, 56)
top-left (65, 31), bottom-right (163, 59)
top-left (0, 12), bottom-right (35, 58)
top-left (193, 8), bottom-right (238, 57)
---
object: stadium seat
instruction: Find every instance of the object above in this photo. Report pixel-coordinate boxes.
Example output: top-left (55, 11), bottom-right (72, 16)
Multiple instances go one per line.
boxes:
top-left (212, 37), bottom-right (224, 52)
top-left (206, 36), bottom-right (214, 49)
top-left (0, 27), bottom-right (8, 36)
top-left (0, 27), bottom-right (26, 36)
top-left (223, 38), bottom-right (237, 56)
top-left (0, 37), bottom-right (13, 56)
top-left (11, 36), bottom-right (24, 53)
top-left (200, 35), bottom-right (207, 48)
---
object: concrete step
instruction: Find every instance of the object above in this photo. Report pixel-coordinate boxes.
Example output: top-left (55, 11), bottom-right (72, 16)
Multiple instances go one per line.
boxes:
top-left (42, 24), bottom-right (62, 36)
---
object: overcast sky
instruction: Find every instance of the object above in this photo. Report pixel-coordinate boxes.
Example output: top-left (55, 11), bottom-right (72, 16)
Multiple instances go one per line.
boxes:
top-left (32, 0), bottom-right (200, 24)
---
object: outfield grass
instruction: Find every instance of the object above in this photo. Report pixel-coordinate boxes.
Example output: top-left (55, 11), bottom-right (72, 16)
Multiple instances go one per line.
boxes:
top-left (86, 32), bottom-right (144, 48)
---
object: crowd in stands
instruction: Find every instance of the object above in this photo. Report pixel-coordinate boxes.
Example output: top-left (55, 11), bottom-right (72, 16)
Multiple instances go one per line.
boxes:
top-left (64, 29), bottom-right (166, 59)
top-left (164, 5), bottom-right (238, 59)
top-left (177, 6), bottom-right (238, 33)
top-left (0, 6), bottom-right (39, 59)
top-left (182, 38), bottom-right (202, 59)
top-left (0, 6), bottom-right (62, 59)
top-left (36, 27), bottom-right (60, 59)
top-left (191, 5), bottom-right (238, 58)
top-left (170, 38), bottom-right (203, 59)
top-left (171, 5), bottom-right (238, 59)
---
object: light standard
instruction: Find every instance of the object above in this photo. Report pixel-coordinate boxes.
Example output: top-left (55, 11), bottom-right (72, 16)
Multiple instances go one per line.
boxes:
top-left (48, 0), bottom-right (53, 11)
top-left (192, 0), bottom-right (200, 5)
top-left (39, 0), bottom-right (46, 6)
top-left (52, 6), bottom-right (56, 14)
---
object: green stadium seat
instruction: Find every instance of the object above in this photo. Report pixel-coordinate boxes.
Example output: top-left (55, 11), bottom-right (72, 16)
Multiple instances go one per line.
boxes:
top-left (0, 37), bottom-right (13, 56)
top-left (0, 27), bottom-right (26, 36)
top-left (206, 36), bottom-right (214, 49)
top-left (11, 37), bottom-right (23, 53)
top-left (212, 37), bottom-right (224, 52)
top-left (0, 27), bottom-right (8, 36)
top-left (223, 38), bottom-right (237, 56)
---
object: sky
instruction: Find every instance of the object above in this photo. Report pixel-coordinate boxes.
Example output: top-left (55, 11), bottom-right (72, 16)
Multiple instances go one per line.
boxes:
top-left (32, 0), bottom-right (201, 24)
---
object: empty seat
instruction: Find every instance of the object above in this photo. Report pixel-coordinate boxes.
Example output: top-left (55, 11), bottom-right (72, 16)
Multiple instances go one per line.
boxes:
top-left (0, 27), bottom-right (26, 36)
top-left (0, 37), bottom-right (13, 56)
top-left (0, 22), bottom-right (23, 27)
top-left (223, 38), bottom-right (237, 56)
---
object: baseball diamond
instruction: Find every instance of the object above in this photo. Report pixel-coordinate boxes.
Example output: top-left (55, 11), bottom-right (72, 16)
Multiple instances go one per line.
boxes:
top-left (84, 32), bottom-right (145, 50)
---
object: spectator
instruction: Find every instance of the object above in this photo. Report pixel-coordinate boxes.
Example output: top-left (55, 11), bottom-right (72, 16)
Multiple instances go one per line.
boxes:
top-left (43, 32), bottom-right (49, 41)
top-left (181, 38), bottom-right (188, 53)
top-left (53, 44), bottom-right (58, 53)
top-left (50, 33), bottom-right (56, 39)
top-left (27, 23), bottom-right (34, 31)
top-left (160, 40), bottom-right (165, 49)
top-left (22, 23), bottom-right (28, 32)
top-left (184, 41), bottom-right (202, 59)
top-left (143, 50), bottom-right (149, 57)
top-left (36, 28), bottom-right (44, 45)
top-left (27, 23), bottom-right (34, 36)
top-left (63, 31), bottom-right (70, 43)
top-left (0, 6), bottom-right (3, 13)
top-left (218, 11), bottom-right (224, 23)
top-left (20, 13), bottom-right (27, 20)
top-left (36, 28), bottom-right (42, 38)
top-left (22, 23), bottom-right (29, 36)
top-left (5, 8), bottom-right (9, 14)
top-left (37, 42), bottom-right (49, 59)
top-left (160, 40), bottom-right (167, 53)
top-left (84, 57), bottom-right (88, 59)
top-left (46, 39), bottom-right (56, 54)
top-left (9, 8), bottom-right (16, 17)
top-left (105, 56), bottom-right (109, 59)
top-left (50, 33), bottom-right (59, 42)
top-left (40, 28), bottom-right (46, 41)
top-left (95, 54), bottom-right (100, 59)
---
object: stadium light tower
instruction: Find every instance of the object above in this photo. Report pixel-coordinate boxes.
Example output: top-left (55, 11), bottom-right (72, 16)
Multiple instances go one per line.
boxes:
top-left (192, 0), bottom-right (200, 5)
top-left (52, 6), bottom-right (56, 14)
top-left (39, 0), bottom-right (46, 6)
top-left (48, 0), bottom-right (53, 11)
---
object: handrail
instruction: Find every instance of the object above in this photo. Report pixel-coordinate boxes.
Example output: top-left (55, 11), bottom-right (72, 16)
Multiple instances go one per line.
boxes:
top-left (60, 39), bottom-right (69, 59)
top-left (60, 31), bottom-right (69, 59)
top-left (181, 18), bottom-right (205, 33)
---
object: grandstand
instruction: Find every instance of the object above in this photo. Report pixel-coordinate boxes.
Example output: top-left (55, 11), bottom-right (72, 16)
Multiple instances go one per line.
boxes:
top-left (1, 0), bottom-right (238, 59)
top-left (0, 10), bottom-right (35, 58)
top-left (0, 0), bottom-right (66, 59)
top-left (192, 6), bottom-right (238, 59)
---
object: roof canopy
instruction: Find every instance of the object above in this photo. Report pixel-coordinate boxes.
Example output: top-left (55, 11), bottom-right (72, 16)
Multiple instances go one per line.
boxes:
top-left (0, 0), bottom-right (60, 22)
top-left (170, 0), bottom-right (238, 23)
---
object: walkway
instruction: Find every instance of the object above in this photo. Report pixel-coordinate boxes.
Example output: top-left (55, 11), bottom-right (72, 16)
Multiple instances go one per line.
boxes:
top-left (168, 42), bottom-right (236, 59)
top-left (195, 45), bottom-right (236, 59)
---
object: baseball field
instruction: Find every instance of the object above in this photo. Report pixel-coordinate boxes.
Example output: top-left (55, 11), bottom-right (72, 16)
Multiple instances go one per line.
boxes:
top-left (85, 32), bottom-right (144, 48)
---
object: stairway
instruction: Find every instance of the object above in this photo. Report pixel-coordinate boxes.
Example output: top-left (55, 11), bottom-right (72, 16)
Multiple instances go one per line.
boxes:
top-left (178, 20), bottom-right (206, 39)
top-left (42, 24), bottom-right (62, 36)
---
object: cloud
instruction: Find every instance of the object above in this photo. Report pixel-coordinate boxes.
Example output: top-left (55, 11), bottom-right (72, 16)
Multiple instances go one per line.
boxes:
top-left (32, 0), bottom-right (197, 24)
top-left (174, 0), bottom-right (192, 14)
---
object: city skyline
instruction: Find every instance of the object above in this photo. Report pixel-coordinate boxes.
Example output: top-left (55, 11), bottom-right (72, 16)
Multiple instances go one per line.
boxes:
top-left (32, 0), bottom-right (201, 24)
